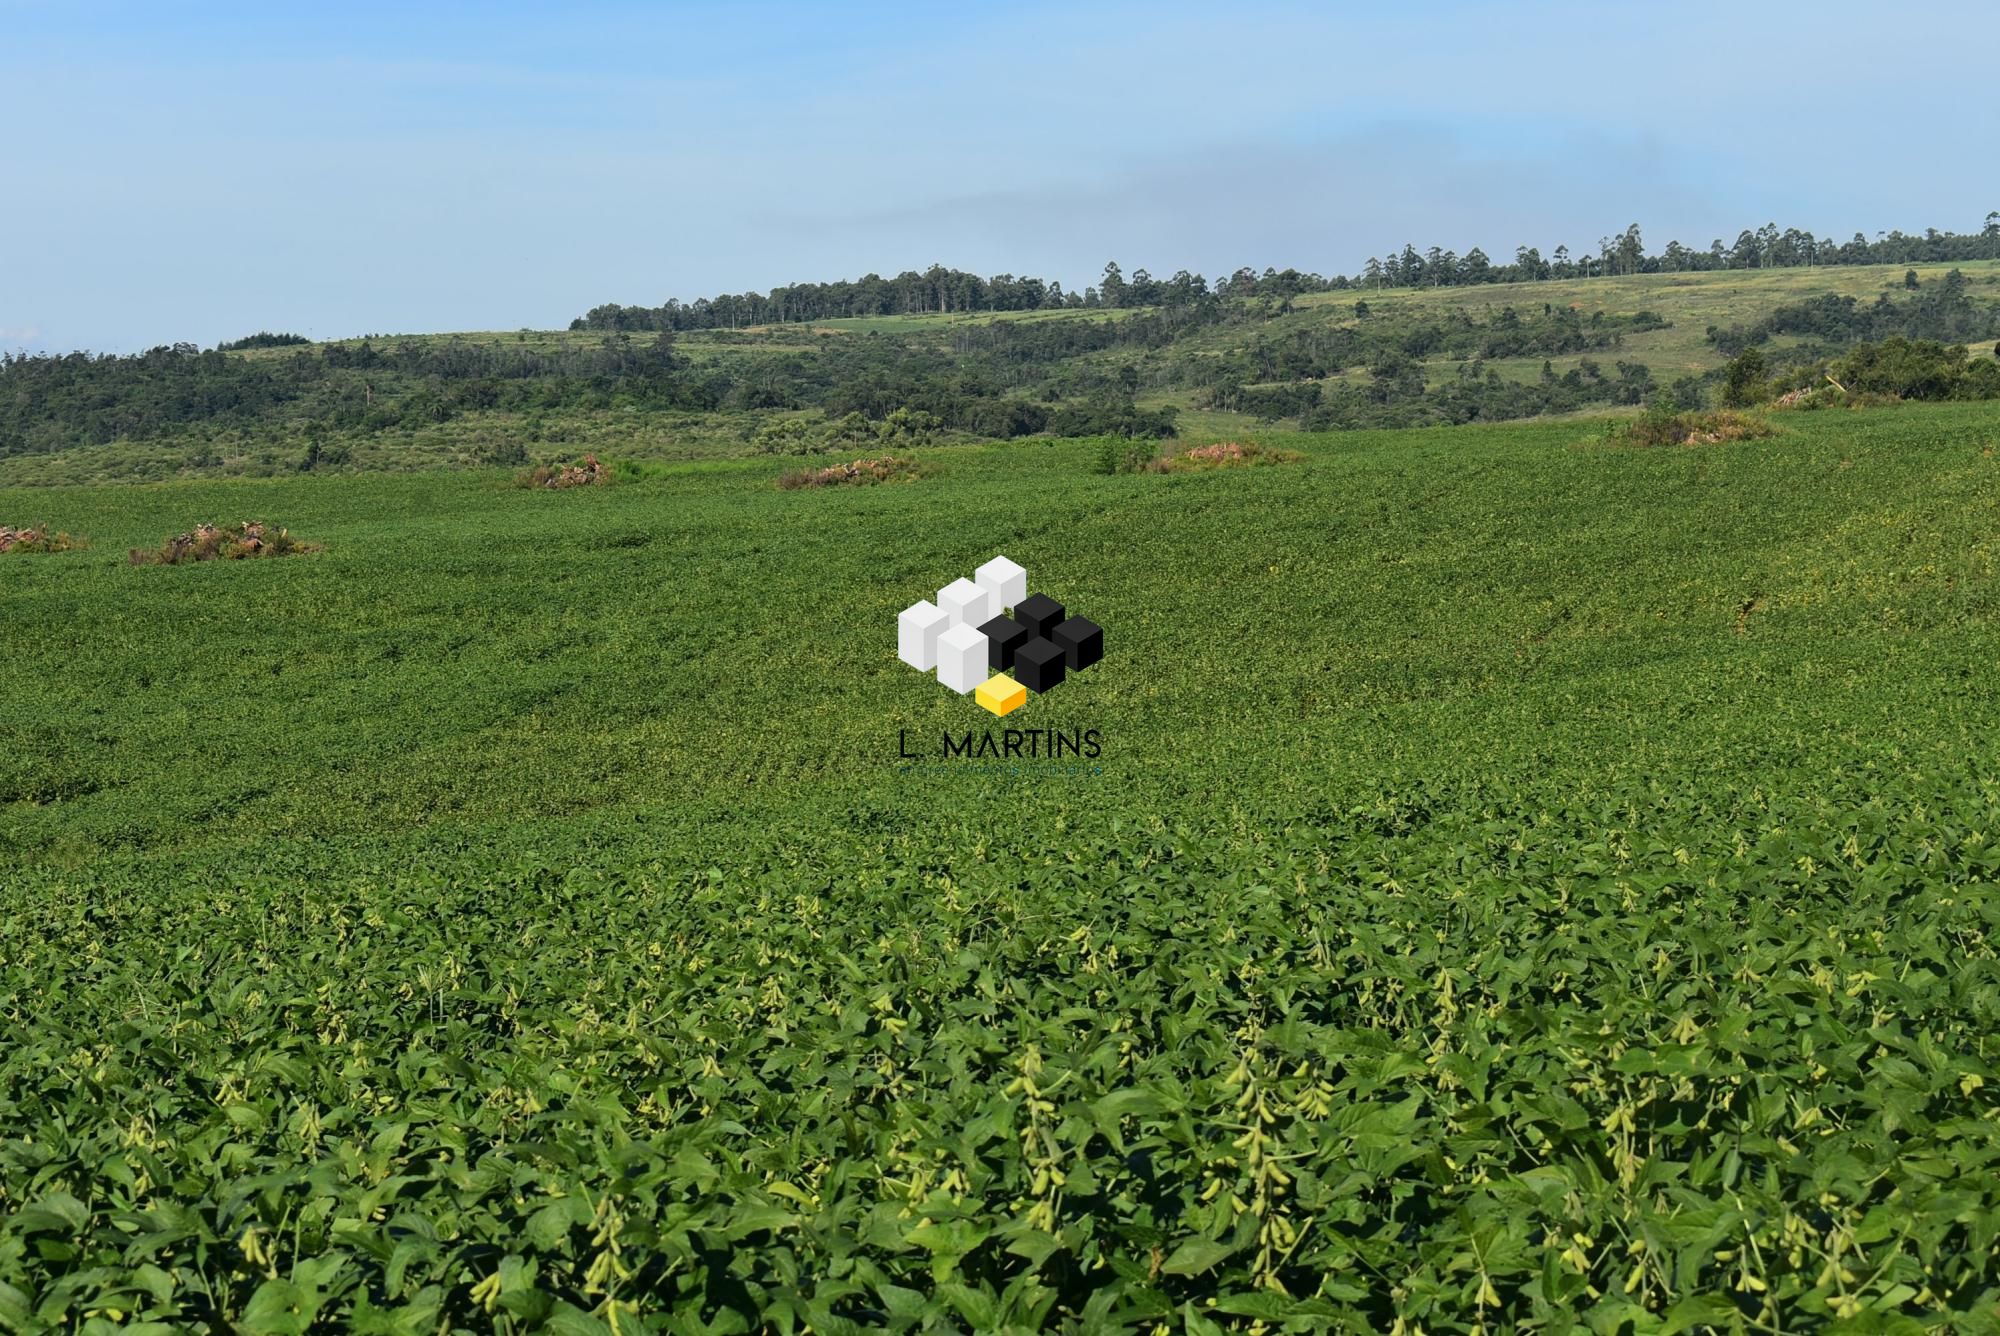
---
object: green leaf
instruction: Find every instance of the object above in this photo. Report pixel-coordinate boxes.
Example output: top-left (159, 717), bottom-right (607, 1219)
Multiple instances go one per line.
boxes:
top-left (937, 1282), bottom-right (998, 1330)
top-left (0, 1282), bottom-right (32, 1328)
top-left (1004, 1226), bottom-right (1063, 1267)
top-left (16, 1192), bottom-right (88, 1235)
top-left (906, 1218), bottom-right (989, 1257)
top-left (1160, 1238), bottom-right (1237, 1277)
top-left (1660, 1294), bottom-right (1743, 1334)
top-left (527, 1199), bottom-right (584, 1251)
top-left (543, 1303), bottom-right (614, 1336)
top-left (724, 1205), bottom-right (800, 1240)
top-left (239, 1279), bottom-right (319, 1335)
top-left (1180, 1302), bottom-right (1227, 1336)
top-left (874, 1283), bottom-right (929, 1322)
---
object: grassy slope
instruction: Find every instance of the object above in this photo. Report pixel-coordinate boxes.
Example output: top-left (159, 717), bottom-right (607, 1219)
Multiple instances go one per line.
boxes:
top-left (300, 261), bottom-right (2000, 372)
top-left (1291, 260), bottom-right (2000, 374)
top-left (6, 404), bottom-right (2000, 1325)
top-left (306, 261), bottom-right (2000, 396)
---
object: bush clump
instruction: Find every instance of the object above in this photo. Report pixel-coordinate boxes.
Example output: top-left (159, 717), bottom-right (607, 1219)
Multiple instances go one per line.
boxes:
top-left (0, 524), bottom-right (85, 554)
top-left (1157, 440), bottom-right (1303, 472)
top-left (1770, 383), bottom-right (1902, 412)
top-left (1617, 407), bottom-right (1778, 448)
top-left (1094, 438), bottom-right (1303, 475)
top-left (516, 453), bottom-right (611, 489)
top-left (130, 521), bottom-right (316, 566)
top-left (1091, 438), bottom-right (1162, 474)
top-left (776, 456), bottom-right (926, 490)
top-left (1745, 337), bottom-right (2000, 414)
top-left (756, 408), bottom-right (943, 456)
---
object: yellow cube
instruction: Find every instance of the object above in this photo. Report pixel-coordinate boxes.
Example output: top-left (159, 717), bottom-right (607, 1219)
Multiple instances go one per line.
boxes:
top-left (975, 674), bottom-right (1027, 717)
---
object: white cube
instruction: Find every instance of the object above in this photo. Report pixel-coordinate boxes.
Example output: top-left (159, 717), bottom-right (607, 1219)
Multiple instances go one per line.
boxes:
top-left (938, 577), bottom-right (995, 629)
top-left (935, 622), bottom-right (989, 694)
top-left (975, 555), bottom-right (1027, 611)
top-left (898, 599), bottom-right (950, 671)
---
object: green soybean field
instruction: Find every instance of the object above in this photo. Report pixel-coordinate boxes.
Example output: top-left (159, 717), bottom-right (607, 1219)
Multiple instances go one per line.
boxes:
top-left (6, 403), bottom-right (2000, 1332)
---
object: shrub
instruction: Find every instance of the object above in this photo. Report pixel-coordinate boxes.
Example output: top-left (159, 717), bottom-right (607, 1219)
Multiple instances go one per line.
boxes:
top-left (1617, 407), bottom-right (1777, 448)
top-left (1049, 399), bottom-right (1179, 439)
top-left (1721, 347), bottom-right (1768, 407)
top-left (825, 411), bottom-right (879, 445)
top-left (754, 418), bottom-right (822, 456)
top-left (1650, 375), bottom-right (1709, 413)
top-left (1836, 337), bottom-right (1993, 401)
top-left (129, 521), bottom-right (316, 566)
top-left (516, 453), bottom-right (610, 489)
top-left (477, 439), bottom-right (530, 467)
top-left (757, 408), bottom-right (943, 456)
top-left (299, 439), bottom-right (352, 471)
top-left (0, 524), bottom-right (85, 554)
top-left (775, 456), bottom-right (925, 490)
top-left (873, 407), bottom-right (942, 447)
top-left (1758, 339), bottom-right (2000, 410)
top-left (1091, 438), bottom-right (1161, 474)
top-left (1770, 383), bottom-right (1900, 412)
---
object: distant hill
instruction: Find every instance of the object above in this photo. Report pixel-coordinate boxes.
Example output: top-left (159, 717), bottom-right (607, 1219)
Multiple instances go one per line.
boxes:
top-left (3, 261), bottom-right (1998, 486)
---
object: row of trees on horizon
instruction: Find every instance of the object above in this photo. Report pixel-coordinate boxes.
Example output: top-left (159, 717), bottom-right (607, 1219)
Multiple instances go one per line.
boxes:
top-left (571, 216), bottom-right (2000, 332)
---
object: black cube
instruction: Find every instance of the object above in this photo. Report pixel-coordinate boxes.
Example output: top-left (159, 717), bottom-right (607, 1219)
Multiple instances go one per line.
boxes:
top-left (978, 614), bottom-right (1030, 670)
top-left (1052, 616), bottom-right (1103, 671)
top-left (1013, 636), bottom-right (1067, 693)
top-left (1014, 593), bottom-right (1066, 640)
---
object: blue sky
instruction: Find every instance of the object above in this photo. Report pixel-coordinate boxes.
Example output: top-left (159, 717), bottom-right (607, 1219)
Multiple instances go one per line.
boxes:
top-left (4, 0), bottom-right (1996, 352)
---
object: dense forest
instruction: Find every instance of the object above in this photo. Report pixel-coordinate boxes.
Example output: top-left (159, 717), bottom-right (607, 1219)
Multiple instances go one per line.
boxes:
top-left (0, 325), bottom-right (1186, 458)
top-left (571, 216), bottom-right (2000, 330)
